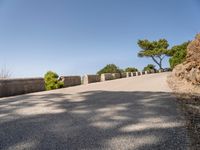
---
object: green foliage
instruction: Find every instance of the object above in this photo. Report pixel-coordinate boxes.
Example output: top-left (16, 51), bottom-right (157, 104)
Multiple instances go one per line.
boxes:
top-left (97, 64), bottom-right (121, 75)
top-left (143, 64), bottom-right (156, 72)
top-left (125, 67), bottom-right (138, 72)
top-left (137, 39), bottom-right (169, 69)
top-left (44, 71), bottom-right (64, 90)
top-left (119, 69), bottom-right (125, 73)
top-left (167, 42), bottom-right (190, 69)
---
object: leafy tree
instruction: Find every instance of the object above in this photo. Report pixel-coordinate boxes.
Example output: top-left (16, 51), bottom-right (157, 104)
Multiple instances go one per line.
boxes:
top-left (143, 64), bottom-right (156, 72)
top-left (137, 39), bottom-right (169, 69)
top-left (166, 41), bottom-right (190, 69)
top-left (119, 69), bottom-right (125, 73)
top-left (44, 71), bottom-right (64, 90)
top-left (125, 67), bottom-right (138, 72)
top-left (97, 64), bottom-right (121, 75)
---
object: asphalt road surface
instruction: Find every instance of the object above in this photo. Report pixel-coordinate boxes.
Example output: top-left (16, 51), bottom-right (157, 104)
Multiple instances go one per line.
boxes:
top-left (0, 73), bottom-right (189, 150)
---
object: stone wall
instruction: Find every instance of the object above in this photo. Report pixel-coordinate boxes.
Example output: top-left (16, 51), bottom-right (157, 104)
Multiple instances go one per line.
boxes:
top-left (141, 71), bottom-right (145, 75)
top-left (0, 70), bottom-right (165, 98)
top-left (112, 73), bottom-right (121, 79)
top-left (126, 72), bottom-right (131, 77)
top-left (0, 78), bottom-right (45, 98)
top-left (60, 76), bottom-right (81, 87)
top-left (132, 72), bottom-right (137, 76)
top-left (101, 73), bottom-right (113, 81)
top-left (82, 75), bottom-right (100, 84)
top-left (120, 73), bottom-right (126, 78)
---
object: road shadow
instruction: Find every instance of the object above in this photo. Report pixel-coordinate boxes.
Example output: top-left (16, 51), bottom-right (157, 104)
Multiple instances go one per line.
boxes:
top-left (0, 91), bottom-right (189, 150)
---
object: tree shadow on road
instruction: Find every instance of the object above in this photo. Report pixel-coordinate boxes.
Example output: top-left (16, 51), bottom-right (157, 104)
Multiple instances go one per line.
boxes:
top-left (0, 91), bottom-right (189, 150)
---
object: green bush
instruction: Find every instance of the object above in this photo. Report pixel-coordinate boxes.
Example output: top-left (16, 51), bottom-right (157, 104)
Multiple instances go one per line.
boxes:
top-left (97, 64), bottom-right (122, 75)
top-left (167, 42), bottom-right (189, 69)
top-left (125, 67), bottom-right (138, 72)
top-left (44, 71), bottom-right (64, 90)
top-left (143, 64), bottom-right (156, 72)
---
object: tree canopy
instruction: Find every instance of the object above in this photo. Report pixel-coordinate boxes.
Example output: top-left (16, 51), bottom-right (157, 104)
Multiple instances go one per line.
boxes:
top-left (97, 64), bottom-right (121, 75)
top-left (166, 41), bottom-right (190, 69)
top-left (125, 67), bottom-right (138, 72)
top-left (143, 64), bottom-right (156, 72)
top-left (137, 39), bottom-right (169, 69)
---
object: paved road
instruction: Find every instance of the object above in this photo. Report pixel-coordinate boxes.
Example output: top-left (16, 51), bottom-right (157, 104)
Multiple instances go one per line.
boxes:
top-left (0, 73), bottom-right (189, 150)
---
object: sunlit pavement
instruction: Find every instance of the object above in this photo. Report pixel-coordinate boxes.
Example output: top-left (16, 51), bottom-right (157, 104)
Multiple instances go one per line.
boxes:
top-left (0, 73), bottom-right (189, 150)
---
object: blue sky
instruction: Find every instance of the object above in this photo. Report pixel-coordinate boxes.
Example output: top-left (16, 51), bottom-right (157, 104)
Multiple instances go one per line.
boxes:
top-left (0, 0), bottom-right (199, 77)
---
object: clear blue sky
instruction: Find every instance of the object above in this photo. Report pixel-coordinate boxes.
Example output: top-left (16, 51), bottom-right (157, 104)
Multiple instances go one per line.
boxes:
top-left (0, 0), bottom-right (199, 77)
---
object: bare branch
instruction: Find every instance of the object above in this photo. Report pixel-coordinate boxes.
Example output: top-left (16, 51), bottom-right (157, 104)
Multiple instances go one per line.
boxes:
top-left (0, 66), bottom-right (11, 79)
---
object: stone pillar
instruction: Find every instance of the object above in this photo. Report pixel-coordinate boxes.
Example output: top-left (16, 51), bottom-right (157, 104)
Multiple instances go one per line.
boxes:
top-left (126, 72), bottom-right (130, 78)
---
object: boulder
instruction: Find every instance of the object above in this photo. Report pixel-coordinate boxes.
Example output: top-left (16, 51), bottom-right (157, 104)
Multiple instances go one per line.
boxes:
top-left (172, 34), bottom-right (200, 85)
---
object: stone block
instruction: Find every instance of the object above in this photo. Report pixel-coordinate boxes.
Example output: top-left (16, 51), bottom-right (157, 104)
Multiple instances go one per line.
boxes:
top-left (112, 73), bottom-right (121, 79)
top-left (120, 73), bottom-right (126, 78)
top-left (101, 73), bottom-right (113, 81)
top-left (126, 72), bottom-right (131, 77)
top-left (82, 75), bottom-right (100, 84)
top-left (0, 78), bottom-right (45, 98)
top-left (60, 76), bottom-right (81, 87)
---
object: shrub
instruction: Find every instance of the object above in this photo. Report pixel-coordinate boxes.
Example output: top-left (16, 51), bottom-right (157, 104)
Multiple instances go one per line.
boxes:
top-left (143, 64), bottom-right (156, 72)
top-left (97, 64), bottom-right (122, 75)
top-left (44, 71), bottom-right (64, 90)
top-left (125, 67), bottom-right (138, 72)
top-left (168, 42), bottom-right (190, 69)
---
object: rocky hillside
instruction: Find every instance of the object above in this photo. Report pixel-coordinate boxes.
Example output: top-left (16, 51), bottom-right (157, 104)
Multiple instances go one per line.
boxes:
top-left (168, 34), bottom-right (200, 94)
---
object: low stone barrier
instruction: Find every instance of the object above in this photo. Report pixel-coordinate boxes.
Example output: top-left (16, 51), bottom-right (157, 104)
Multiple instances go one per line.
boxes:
top-left (0, 78), bottom-right (45, 98)
top-left (120, 73), bottom-right (126, 78)
top-left (0, 82), bottom-right (2, 97)
top-left (126, 72), bottom-right (131, 77)
top-left (82, 75), bottom-right (100, 84)
top-left (135, 72), bottom-right (141, 76)
top-left (112, 73), bottom-right (121, 79)
top-left (0, 70), bottom-right (163, 97)
top-left (101, 73), bottom-right (113, 81)
top-left (148, 70), bottom-right (155, 74)
top-left (142, 71), bottom-right (145, 75)
top-left (132, 72), bottom-right (137, 76)
top-left (60, 76), bottom-right (81, 87)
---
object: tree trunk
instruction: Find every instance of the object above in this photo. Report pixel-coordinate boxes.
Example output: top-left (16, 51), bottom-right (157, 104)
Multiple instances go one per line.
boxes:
top-left (151, 56), bottom-right (163, 69)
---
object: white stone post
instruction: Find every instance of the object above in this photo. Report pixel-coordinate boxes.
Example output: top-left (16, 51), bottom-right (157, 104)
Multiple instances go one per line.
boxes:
top-left (131, 72), bottom-right (133, 77)
top-left (126, 72), bottom-right (129, 78)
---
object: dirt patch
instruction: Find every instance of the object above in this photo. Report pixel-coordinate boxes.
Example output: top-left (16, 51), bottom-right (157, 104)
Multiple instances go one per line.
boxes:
top-left (176, 95), bottom-right (200, 150)
top-left (168, 75), bottom-right (200, 149)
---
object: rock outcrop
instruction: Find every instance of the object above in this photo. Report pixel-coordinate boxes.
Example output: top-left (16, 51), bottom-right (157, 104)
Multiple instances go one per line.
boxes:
top-left (169, 34), bottom-right (200, 94)
top-left (172, 34), bottom-right (200, 85)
